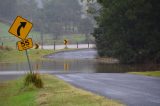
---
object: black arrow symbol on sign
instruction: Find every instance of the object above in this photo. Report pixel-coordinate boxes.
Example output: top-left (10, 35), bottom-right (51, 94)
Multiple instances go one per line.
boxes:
top-left (17, 22), bottom-right (26, 36)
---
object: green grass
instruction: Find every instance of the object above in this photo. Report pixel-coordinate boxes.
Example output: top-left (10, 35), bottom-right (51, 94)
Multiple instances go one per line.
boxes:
top-left (42, 34), bottom-right (93, 44)
top-left (0, 22), bottom-right (10, 37)
top-left (0, 48), bottom-right (80, 63)
top-left (0, 78), bottom-right (37, 106)
top-left (61, 34), bottom-right (86, 43)
top-left (0, 75), bottom-right (124, 106)
top-left (0, 49), bottom-right (54, 63)
top-left (129, 71), bottom-right (160, 77)
top-left (0, 22), bottom-right (17, 47)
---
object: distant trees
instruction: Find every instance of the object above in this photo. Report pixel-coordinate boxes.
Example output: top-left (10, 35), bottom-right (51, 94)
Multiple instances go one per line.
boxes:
top-left (42, 0), bottom-right (82, 39)
top-left (93, 0), bottom-right (160, 64)
top-left (0, 0), bottom-right (94, 40)
top-left (0, 0), bottom-right (91, 47)
top-left (79, 18), bottom-right (94, 41)
top-left (0, 0), bottom-right (17, 21)
top-left (16, 0), bottom-right (38, 20)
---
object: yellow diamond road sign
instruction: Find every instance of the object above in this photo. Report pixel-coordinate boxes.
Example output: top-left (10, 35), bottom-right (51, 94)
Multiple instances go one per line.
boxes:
top-left (8, 16), bottom-right (33, 40)
top-left (17, 38), bottom-right (33, 51)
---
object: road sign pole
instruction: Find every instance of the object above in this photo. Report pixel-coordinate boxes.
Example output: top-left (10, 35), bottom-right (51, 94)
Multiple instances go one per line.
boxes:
top-left (25, 50), bottom-right (32, 73)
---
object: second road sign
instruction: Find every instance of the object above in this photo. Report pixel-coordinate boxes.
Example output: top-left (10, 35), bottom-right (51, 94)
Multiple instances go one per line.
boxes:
top-left (17, 38), bottom-right (33, 51)
top-left (64, 39), bottom-right (68, 45)
top-left (8, 16), bottom-right (33, 40)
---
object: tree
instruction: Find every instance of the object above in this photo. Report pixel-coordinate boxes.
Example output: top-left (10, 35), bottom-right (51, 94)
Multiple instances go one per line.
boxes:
top-left (16, 0), bottom-right (39, 22)
top-left (93, 0), bottom-right (160, 64)
top-left (0, 0), bottom-right (17, 21)
top-left (79, 18), bottom-right (94, 41)
top-left (43, 0), bottom-right (82, 38)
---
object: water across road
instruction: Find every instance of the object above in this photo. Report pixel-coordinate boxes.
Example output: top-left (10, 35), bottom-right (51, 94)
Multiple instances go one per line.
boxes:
top-left (1, 49), bottom-right (159, 75)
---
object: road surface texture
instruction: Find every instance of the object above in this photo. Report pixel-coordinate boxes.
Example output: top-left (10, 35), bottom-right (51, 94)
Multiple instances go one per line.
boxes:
top-left (56, 73), bottom-right (160, 106)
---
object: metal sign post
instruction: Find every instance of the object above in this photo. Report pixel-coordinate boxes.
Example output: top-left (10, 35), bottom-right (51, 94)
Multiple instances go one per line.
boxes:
top-left (25, 50), bottom-right (32, 73)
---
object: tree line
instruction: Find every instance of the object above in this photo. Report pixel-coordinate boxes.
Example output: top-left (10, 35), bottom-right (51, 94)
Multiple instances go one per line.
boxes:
top-left (91, 0), bottom-right (160, 64)
top-left (0, 0), bottom-right (93, 40)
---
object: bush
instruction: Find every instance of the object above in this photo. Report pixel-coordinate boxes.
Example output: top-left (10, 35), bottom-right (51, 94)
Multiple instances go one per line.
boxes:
top-left (0, 46), bottom-right (4, 50)
top-left (94, 0), bottom-right (160, 64)
top-left (24, 73), bottom-right (43, 88)
top-left (4, 46), bottom-right (13, 51)
top-left (0, 50), bottom-right (2, 59)
top-left (0, 46), bottom-right (13, 51)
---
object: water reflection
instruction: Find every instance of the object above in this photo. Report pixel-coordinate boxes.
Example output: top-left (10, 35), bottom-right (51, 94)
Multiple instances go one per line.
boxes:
top-left (1, 49), bottom-right (160, 73)
top-left (95, 63), bottom-right (160, 73)
top-left (1, 59), bottom-right (160, 73)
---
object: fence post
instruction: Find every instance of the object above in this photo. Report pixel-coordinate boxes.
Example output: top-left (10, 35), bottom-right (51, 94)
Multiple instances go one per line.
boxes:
top-left (77, 42), bottom-right (78, 48)
top-left (54, 42), bottom-right (55, 51)
top-left (88, 42), bottom-right (89, 48)
top-left (41, 32), bottom-right (44, 49)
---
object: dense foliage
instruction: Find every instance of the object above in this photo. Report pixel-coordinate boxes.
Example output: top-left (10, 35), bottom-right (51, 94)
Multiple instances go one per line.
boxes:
top-left (93, 0), bottom-right (160, 64)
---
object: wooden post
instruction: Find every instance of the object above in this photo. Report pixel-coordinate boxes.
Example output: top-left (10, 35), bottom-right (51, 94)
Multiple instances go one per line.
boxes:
top-left (41, 31), bottom-right (44, 49)
top-left (54, 42), bottom-right (55, 50)
top-left (77, 42), bottom-right (78, 48)
top-left (88, 42), bottom-right (89, 48)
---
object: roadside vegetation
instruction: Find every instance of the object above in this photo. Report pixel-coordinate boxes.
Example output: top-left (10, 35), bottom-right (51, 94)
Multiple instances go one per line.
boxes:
top-left (0, 48), bottom-right (53, 63)
top-left (89, 0), bottom-right (160, 64)
top-left (0, 75), bottom-right (124, 106)
top-left (0, 47), bottom-right (80, 63)
top-left (0, 0), bottom-right (94, 46)
top-left (129, 71), bottom-right (160, 77)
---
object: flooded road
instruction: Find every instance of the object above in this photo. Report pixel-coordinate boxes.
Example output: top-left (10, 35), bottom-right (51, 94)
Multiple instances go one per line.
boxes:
top-left (1, 49), bottom-right (160, 74)
top-left (46, 49), bottom-right (97, 59)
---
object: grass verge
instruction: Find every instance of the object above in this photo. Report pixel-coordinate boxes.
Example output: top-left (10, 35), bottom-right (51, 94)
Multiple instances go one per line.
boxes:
top-left (128, 71), bottom-right (160, 77)
top-left (0, 49), bottom-right (54, 63)
top-left (0, 74), bottom-right (124, 106)
top-left (0, 48), bottom-right (85, 63)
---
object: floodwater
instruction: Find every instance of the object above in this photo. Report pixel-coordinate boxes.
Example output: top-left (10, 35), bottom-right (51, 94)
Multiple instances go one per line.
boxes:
top-left (0, 49), bottom-right (160, 73)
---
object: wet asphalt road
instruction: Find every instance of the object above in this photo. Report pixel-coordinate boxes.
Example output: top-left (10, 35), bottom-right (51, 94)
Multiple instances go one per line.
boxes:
top-left (46, 49), bottom-right (97, 59)
top-left (56, 73), bottom-right (160, 106)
